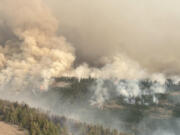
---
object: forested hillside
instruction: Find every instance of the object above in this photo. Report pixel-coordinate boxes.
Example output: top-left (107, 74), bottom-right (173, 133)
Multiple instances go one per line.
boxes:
top-left (0, 99), bottom-right (129, 135)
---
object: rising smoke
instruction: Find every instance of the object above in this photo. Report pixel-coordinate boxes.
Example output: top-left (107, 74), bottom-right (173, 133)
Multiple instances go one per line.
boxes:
top-left (1, 0), bottom-right (180, 90)
top-left (0, 0), bottom-right (147, 91)
top-left (0, 0), bottom-right (180, 134)
top-left (45, 0), bottom-right (180, 75)
top-left (0, 0), bottom-right (75, 90)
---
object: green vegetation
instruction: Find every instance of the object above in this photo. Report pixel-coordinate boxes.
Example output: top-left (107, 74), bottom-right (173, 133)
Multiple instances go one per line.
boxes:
top-left (0, 99), bottom-right (128, 135)
top-left (0, 100), bottom-right (60, 135)
top-left (2, 77), bottom-right (178, 135)
top-left (52, 77), bottom-right (180, 124)
top-left (53, 77), bottom-right (94, 102)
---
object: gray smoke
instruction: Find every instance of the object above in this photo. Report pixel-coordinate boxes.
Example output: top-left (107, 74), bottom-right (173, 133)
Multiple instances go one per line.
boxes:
top-left (45, 0), bottom-right (180, 75)
top-left (0, 0), bottom-right (75, 90)
top-left (90, 73), bottom-right (169, 108)
top-left (0, 0), bottom-right (180, 135)
top-left (1, 0), bottom-right (180, 89)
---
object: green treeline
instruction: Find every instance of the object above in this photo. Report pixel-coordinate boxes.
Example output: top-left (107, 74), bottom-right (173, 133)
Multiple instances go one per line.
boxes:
top-left (0, 99), bottom-right (129, 135)
top-left (0, 100), bottom-right (60, 135)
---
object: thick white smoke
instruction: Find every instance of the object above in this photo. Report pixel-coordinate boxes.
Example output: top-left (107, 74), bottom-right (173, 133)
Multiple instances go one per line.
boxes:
top-left (0, 0), bottom-right (152, 91)
top-left (1, 1), bottom-right (180, 135)
top-left (45, 0), bottom-right (180, 75)
top-left (0, 0), bottom-right (75, 90)
top-left (65, 54), bottom-right (147, 80)
top-left (89, 73), bottom-right (180, 108)
top-left (1, 0), bottom-right (180, 107)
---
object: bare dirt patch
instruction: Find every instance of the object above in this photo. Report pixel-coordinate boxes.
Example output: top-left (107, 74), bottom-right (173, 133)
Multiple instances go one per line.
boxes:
top-left (0, 121), bottom-right (28, 135)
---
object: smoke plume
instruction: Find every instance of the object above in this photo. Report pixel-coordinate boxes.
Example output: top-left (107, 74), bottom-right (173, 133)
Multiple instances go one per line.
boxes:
top-left (1, 0), bottom-right (180, 90)
top-left (45, 0), bottom-right (180, 75)
top-left (1, 0), bottom-right (180, 134)
top-left (0, 0), bottom-right (75, 90)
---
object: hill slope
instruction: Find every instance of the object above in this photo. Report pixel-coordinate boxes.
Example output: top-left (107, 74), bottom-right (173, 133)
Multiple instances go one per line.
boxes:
top-left (0, 99), bottom-right (128, 135)
top-left (0, 122), bottom-right (28, 135)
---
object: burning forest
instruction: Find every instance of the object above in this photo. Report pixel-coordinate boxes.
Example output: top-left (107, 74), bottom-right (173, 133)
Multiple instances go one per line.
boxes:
top-left (0, 0), bottom-right (180, 135)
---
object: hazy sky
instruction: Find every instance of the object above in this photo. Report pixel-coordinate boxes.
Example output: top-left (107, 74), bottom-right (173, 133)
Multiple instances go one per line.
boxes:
top-left (0, 0), bottom-right (180, 88)
top-left (45, 0), bottom-right (180, 74)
